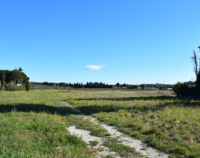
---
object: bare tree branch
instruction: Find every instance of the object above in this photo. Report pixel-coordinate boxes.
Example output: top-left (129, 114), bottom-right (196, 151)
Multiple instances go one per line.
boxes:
top-left (191, 50), bottom-right (198, 81)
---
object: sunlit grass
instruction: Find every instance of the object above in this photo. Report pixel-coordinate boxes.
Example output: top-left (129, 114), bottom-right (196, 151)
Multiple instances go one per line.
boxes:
top-left (0, 112), bottom-right (93, 158)
top-left (0, 91), bottom-right (94, 158)
top-left (65, 90), bottom-right (200, 158)
top-left (1, 90), bottom-right (200, 157)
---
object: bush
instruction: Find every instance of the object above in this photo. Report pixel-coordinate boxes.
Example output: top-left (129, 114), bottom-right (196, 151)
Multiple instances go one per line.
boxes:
top-left (180, 84), bottom-right (190, 96)
top-left (6, 81), bottom-right (24, 91)
top-left (16, 85), bottom-right (24, 91)
top-left (6, 81), bottom-right (16, 91)
top-left (173, 82), bottom-right (182, 96)
top-left (173, 82), bottom-right (190, 97)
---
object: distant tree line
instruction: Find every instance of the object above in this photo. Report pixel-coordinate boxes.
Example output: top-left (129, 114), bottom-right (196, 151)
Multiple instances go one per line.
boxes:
top-left (31, 81), bottom-right (173, 90)
top-left (32, 82), bottom-right (113, 88)
top-left (0, 68), bottom-right (30, 91)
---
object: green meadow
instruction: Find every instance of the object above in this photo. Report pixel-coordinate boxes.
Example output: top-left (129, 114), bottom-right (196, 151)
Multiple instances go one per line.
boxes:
top-left (66, 90), bottom-right (200, 158)
top-left (0, 91), bottom-right (94, 158)
top-left (0, 90), bottom-right (200, 157)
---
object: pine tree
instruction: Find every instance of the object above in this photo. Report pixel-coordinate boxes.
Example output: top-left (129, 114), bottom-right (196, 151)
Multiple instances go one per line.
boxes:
top-left (19, 67), bottom-right (23, 72)
top-left (26, 80), bottom-right (30, 91)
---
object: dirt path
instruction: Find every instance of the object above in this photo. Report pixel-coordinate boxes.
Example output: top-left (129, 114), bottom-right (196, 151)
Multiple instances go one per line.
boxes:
top-left (68, 126), bottom-right (121, 158)
top-left (102, 124), bottom-right (168, 158)
top-left (63, 101), bottom-right (169, 158)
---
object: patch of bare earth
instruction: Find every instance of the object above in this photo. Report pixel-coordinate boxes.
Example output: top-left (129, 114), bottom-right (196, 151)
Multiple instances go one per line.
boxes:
top-left (102, 124), bottom-right (168, 158)
top-left (64, 101), bottom-right (169, 158)
top-left (68, 126), bottom-right (120, 158)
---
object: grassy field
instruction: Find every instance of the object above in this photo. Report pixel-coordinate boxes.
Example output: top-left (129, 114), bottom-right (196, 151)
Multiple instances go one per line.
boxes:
top-left (65, 90), bottom-right (200, 158)
top-left (0, 91), bottom-right (94, 158)
top-left (1, 90), bottom-right (200, 158)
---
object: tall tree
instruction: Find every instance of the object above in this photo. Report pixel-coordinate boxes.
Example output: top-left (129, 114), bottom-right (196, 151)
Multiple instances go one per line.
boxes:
top-left (26, 80), bottom-right (30, 91)
top-left (193, 47), bottom-right (200, 93)
top-left (19, 67), bottom-right (23, 72)
top-left (191, 50), bottom-right (198, 81)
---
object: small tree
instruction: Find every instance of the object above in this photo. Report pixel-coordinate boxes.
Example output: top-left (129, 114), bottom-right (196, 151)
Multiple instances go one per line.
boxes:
top-left (53, 83), bottom-right (56, 88)
top-left (26, 80), bottom-right (30, 91)
top-left (116, 83), bottom-right (120, 87)
top-left (1, 71), bottom-right (5, 91)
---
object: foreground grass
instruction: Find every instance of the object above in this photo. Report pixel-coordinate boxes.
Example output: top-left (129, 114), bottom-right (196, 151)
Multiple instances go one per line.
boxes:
top-left (66, 90), bottom-right (200, 158)
top-left (0, 91), bottom-right (148, 157)
top-left (103, 137), bottom-right (143, 158)
top-left (2, 90), bottom-right (200, 157)
top-left (0, 91), bottom-right (94, 158)
top-left (0, 112), bottom-right (93, 158)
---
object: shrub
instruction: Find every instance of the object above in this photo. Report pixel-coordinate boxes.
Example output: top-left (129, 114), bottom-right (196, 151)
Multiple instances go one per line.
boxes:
top-left (173, 82), bottom-right (190, 97)
top-left (16, 85), bottom-right (24, 91)
top-left (6, 81), bottom-right (16, 91)
top-left (6, 81), bottom-right (25, 91)
top-left (173, 82), bottom-right (182, 96)
top-left (179, 84), bottom-right (190, 96)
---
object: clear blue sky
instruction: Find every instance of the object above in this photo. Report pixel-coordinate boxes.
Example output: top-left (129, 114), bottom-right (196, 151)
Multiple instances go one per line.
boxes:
top-left (1, 0), bottom-right (200, 84)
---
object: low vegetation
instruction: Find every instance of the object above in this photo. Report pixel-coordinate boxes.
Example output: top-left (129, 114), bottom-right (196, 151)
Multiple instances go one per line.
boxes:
top-left (66, 90), bottom-right (200, 158)
top-left (103, 137), bottom-right (142, 158)
top-left (1, 90), bottom-right (200, 157)
top-left (0, 112), bottom-right (93, 157)
top-left (0, 91), bottom-right (94, 158)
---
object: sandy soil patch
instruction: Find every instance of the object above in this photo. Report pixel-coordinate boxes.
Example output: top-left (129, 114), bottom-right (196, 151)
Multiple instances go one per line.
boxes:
top-left (68, 126), bottom-right (120, 158)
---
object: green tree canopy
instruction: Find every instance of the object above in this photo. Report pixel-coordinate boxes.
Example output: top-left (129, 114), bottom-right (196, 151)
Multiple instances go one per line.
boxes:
top-left (0, 68), bottom-right (29, 85)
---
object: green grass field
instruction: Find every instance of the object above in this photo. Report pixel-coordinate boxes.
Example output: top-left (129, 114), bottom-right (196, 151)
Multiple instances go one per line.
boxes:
top-left (66, 90), bottom-right (200, 158)
top-left (0, 90), bottom-right (200, 158)
top-left (0, 91), bottom-right (94, 158)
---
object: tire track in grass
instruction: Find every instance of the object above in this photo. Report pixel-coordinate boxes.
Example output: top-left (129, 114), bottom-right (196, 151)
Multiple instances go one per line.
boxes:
top-left (68, 126), bottom-right (120, 158)
top-left (102, 124), bottom-right (168, 158)
top-left (63, 101), bottom-right (169, 158)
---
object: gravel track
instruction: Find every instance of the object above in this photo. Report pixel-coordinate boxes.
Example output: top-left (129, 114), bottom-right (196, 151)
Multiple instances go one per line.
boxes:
top-left (64, 101), bottom-right (169, 158)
